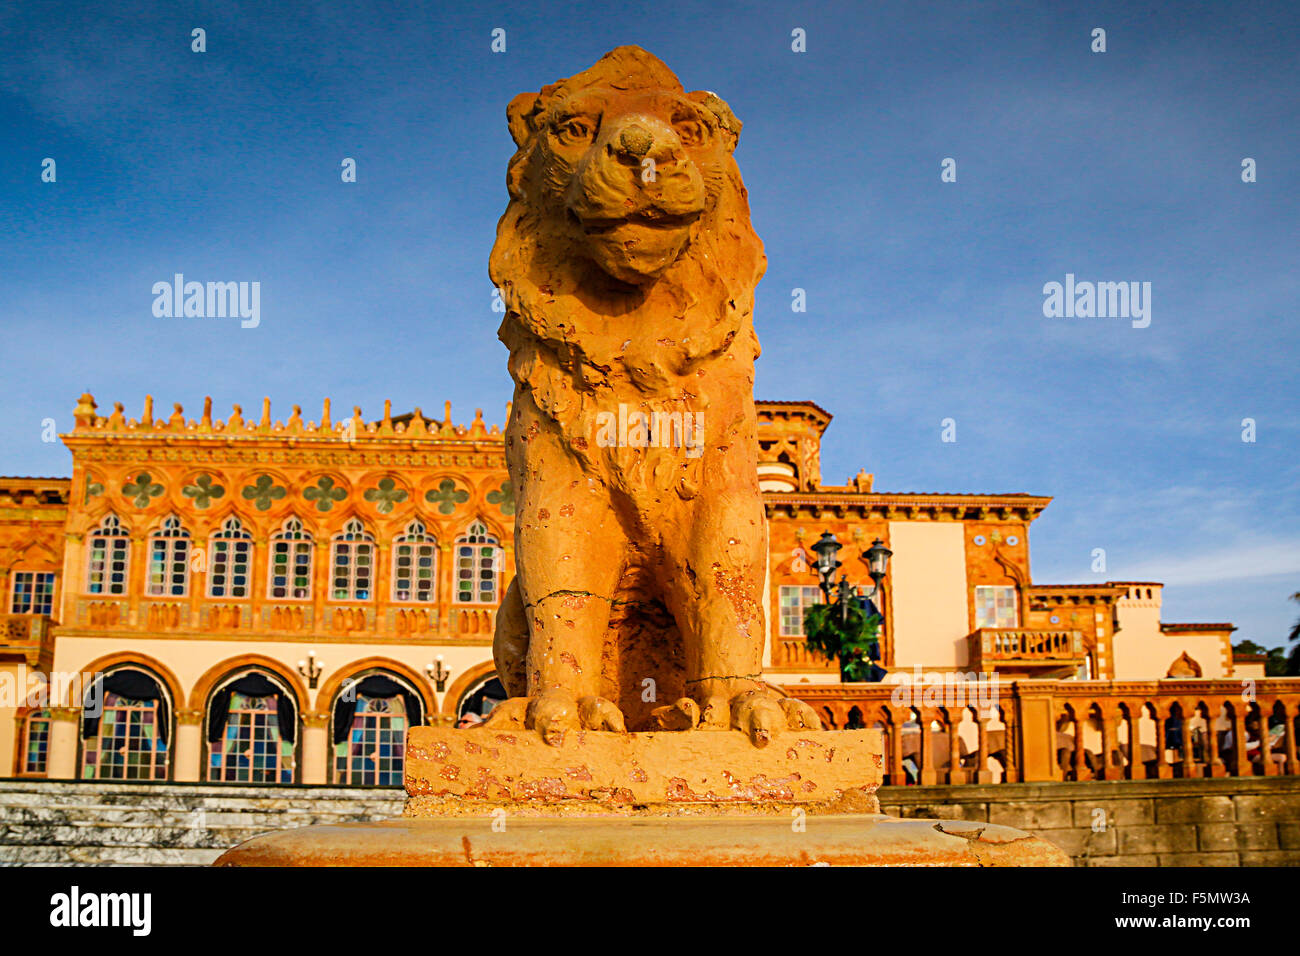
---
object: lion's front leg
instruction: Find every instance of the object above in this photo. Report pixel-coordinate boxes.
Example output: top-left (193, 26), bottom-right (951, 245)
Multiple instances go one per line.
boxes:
top-left (660, 490), bottom-right (822, 746)
top-left (490, 415), bottom-right (630, 745)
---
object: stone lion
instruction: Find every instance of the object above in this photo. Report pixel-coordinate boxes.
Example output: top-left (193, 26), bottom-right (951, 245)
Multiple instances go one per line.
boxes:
top-left (486, 46), bottom-right (821, 746)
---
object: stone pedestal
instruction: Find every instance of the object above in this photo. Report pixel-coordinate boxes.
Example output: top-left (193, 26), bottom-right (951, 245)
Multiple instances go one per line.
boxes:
top-left (215, 726), bottom-right (1068, 866)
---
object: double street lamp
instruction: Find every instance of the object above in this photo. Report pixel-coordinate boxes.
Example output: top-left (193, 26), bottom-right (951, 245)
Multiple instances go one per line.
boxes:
top-left (809, 531), bottom-right (892, 622)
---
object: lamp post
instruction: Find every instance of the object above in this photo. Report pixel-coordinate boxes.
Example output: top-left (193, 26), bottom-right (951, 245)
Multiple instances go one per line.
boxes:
top-left (811, 532), bottom-right (892, 621)
top-left (806, 532), bottom-right (893, 682)
top-left (427, 655), bottom-right (451, 693)
top-left (296, 649), bottom-right (323, 690)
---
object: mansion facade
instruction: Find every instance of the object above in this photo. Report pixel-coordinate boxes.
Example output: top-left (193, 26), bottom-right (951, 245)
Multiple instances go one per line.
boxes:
top-left (0, 392), bottom-right (1237, 785)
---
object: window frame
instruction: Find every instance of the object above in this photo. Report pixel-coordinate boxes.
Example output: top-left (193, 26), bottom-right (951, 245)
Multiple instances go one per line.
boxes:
top-left (454, 520), bottom-right (500, 605)
top-left (146, 515), bottom-right (192, 598)
top-left (778, 584), bottom-right (823, 637)
top-left (10, 570), bottom-right (56, 615)
top-left (208, 515), bottom-right (253, 599)
top-left (392, 518), bottom-right (437, 604)
top-left (329, 517), bottom-right (376, 602)
top-left (267, 517), bottom-right (313, 601)
top-left (974, 584), bottom-right (1019, 630)
top-left (86, 513), bottom-right (130, 596)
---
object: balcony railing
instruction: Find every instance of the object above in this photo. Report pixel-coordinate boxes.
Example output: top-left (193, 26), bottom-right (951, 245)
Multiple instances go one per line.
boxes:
top-left (968, 628), bottom-right (1084, 671)
top-left (786, 677), bottom-right (1300, 786)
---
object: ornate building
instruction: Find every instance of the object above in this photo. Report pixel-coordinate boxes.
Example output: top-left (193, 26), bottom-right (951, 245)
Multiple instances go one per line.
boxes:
top-left (0, 393), bottom-right (1235, 784)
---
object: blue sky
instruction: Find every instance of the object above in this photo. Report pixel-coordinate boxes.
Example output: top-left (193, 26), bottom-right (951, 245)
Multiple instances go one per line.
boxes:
top-left (1, 0), bottom-right (1296, 646)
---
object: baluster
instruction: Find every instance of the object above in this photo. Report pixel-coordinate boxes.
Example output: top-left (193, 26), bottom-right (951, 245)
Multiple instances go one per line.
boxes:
top-left (1153, 707), bottom-right (1171, 779)
top-left (1230, 708), bottom-right (1248, 777)
top-left (1283, 701), bottom-right (1298, 777)
top-left (1263, 699), bottom-right (1281, 776)
top-left (947, 712), bottom-right (964, 784)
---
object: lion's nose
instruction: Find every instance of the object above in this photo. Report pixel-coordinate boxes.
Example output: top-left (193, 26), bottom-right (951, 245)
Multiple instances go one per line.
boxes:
top-left (616, 124), bottom-right (654, 160)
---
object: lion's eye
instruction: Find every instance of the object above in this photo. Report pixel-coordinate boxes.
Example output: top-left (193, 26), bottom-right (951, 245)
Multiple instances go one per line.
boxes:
top-left (673, 117), bottom-right (708, 147)
top-left (555, 118), bottom-right (595, 146)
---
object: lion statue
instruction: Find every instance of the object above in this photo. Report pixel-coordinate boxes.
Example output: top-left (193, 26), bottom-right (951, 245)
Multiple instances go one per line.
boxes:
top-left (485, 46), bottom-right (821, 746)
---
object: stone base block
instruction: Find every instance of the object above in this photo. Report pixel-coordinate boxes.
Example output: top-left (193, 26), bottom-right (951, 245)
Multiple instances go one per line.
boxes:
top-left (403, 726), bottom-right (883, 809)
top-left (215, 814), bottom-right (1070, 866)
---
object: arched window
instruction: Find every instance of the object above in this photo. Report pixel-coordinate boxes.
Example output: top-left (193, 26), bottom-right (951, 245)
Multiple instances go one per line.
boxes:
top-left (86, 514), bottom-right (130, 595)
top-left (392, 519), bottom-right (437, 603)
top-left (20, 709), bottom-right (51, 775)
top-left (331, 518), bottom-right (375, 601)
top-left (331, 673), bottom-right (424, 786)
top-left (456, 674), bottom-right (507, 726)
top-left (209, 516), bottom-right (252, 598)
top-left (455, 521), bottom-right (500, 604)
top-left (80, 668), bottom-right (170, 780)
top-left (206, 670), bottom-right (297, 784)
top-left (268, 517), bottom-right (313, 600)
top-left (147, 515), bottom-right (191, 597)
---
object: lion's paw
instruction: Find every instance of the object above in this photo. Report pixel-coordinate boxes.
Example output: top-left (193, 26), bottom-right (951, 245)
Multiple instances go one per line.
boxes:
top-left (729, 689), bottom-right (824, 747)
top-left (649, 697), bottom-right (700, 731)
top-left (483, 691), bottom-right (626, 745)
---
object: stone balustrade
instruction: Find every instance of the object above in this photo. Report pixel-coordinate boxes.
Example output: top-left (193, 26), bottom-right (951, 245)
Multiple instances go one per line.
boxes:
top-left (787, 677), bottom-right (1300, 787)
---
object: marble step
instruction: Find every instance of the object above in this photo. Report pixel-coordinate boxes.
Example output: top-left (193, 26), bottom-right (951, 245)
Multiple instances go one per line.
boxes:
top-left (0, 804), bottom-right (400, 827)
top-left (0, 822), bottom-right (295, 849)
top-left (0, 844), bottom-right (225, 866)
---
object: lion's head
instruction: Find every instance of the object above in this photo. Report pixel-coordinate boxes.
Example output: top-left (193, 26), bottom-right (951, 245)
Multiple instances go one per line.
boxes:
top-left (491, 46), bottom-right (765, 411)
top-left (500, 45), bottom-right (749, 286)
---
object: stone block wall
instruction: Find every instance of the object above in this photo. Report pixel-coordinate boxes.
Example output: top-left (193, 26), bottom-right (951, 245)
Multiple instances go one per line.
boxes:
top-left (877, 776), bottom-right (1300, 866)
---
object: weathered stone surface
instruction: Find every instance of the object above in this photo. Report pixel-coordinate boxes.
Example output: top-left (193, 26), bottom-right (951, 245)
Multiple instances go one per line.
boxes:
top-left (1070, 798), bottom-right (1154, 828)
top-left (215, 814), bottom-right (1069, 867)
top-left (484, 45), bottom-right (816, 747)
top-left (404, 725), bottom-right (881, 808)
top-left (1154, 794), bottom-right (1235, 823)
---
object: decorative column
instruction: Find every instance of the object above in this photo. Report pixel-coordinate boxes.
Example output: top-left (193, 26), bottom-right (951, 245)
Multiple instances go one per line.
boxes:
top-left (301, 711), bottom-right (330, 785)
top-left (918, 710), bottom-right (938, 785)
top-left (1206, 700), bottom-right (1227, 777)
top-left (947, 713), bottom-right (964, 784)
top-left (173, 708), bottom-right (204, 782)
top-left (1100, 709), bottom-right (1120, 780)
top-left (888, 720), bottom-right (905, 785)
top-left (975, 713), bottom-right (993, 783)
top-left (45, 706), bottom-right (81, 780)
top-left (1230, 708), bottom-right (1248, 777)
top-left (1282, 700), bottom-right (1298, 777)
top-left (1153, 711), bottom-right (1172, 779)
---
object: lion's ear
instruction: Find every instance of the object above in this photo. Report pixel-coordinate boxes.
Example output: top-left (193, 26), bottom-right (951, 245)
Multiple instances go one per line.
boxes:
top-left (507, 92), bottom-right (543, 147)
top-left (690, 90), bottom-right (742, 153)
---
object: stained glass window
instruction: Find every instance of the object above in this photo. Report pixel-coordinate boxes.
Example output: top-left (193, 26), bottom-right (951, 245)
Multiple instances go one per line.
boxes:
top-left (331, 518), bottom-right (374, 601)
top-left (334, 694), bottom-right (408, 786)
top-left (975, 585), bottom-right (1018, 629)
top-left (455, 521), bottom-right (499, 604)
top-left (82, 692), bottom-right (168, 780)
top-left (207, 692), bottom-right (294, 784)
top-left (393, 519), bottom-right (436, 603)
top-left (22, 710), bottom-right (51, 775)
top-left (269, 517), bottom-right (313, 600)
top-left (10, 571), bottom-right (56, 615)
top-left (147, 515), bottom-right (191, 597)
top-left (87, 513), bottom-right (129, 595)
top-left (209, 515), bottom-right (252, 598)
top-left (779, 585), bottom-right (823, 637)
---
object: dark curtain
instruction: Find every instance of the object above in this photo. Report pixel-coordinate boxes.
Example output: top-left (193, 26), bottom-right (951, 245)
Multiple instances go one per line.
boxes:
top-left (81, 669), bottom-right (170, 743)
top-left (331, 674), bottom-right (423, 744)
top-left (207, 672), bottom-right (297, 743)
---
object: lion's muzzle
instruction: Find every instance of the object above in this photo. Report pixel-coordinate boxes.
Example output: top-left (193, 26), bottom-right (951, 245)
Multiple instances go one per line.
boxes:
top-left (566, 113), bottom-right (706, 285)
